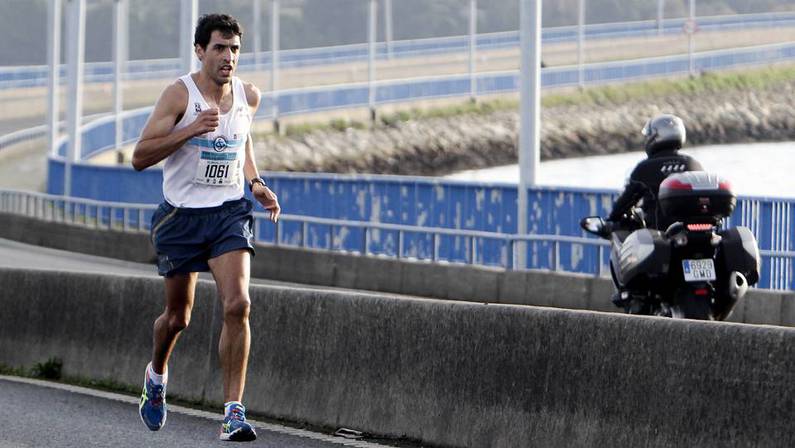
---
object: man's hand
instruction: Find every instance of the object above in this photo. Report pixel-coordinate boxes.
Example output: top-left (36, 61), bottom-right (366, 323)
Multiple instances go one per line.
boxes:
top-left (252, 183), bottom-right (280, 222)
top-left (189, 108), bottom-right (220, 136)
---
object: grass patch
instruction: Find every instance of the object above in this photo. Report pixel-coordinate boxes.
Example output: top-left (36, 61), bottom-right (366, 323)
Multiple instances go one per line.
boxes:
top-left (284, 118), bottom-right (366, 137)
top-left (543, 65), bottom-right (795, 108)
top-left (31, 357), bottom-right (63, 380)
top-left (0, 363), bottom-right (27, 377)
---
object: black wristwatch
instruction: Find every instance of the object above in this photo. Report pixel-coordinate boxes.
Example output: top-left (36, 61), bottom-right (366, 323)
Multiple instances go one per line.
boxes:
top-left (248, 177), bottom-right (267, 192)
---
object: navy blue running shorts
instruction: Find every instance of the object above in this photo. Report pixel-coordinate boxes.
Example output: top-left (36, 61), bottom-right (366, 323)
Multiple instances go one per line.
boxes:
top-left (149, 198), bottom-right (256, 277)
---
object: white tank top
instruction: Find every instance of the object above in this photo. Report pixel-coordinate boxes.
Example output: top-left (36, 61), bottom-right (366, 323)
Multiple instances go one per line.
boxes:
top-left (162, 74), bottom-right (252, 208)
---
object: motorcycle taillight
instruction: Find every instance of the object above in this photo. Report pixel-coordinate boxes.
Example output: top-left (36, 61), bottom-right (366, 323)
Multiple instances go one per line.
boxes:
top-left (687, 223), bottom-right (713, 232)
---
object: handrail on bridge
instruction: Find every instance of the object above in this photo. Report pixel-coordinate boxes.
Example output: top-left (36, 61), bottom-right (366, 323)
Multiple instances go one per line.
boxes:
top-left (1, 189), bottom-right (794, 288)
top-left (0, 189), bottom-right (609, 273)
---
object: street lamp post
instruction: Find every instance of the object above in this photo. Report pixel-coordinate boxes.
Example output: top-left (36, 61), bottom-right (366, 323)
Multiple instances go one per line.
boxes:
top-left (65, 0), bottom-right (86, 197)
top-left (113, 0), bottom-right (128, 158)
top-left (469, 0), bottom-right (477, 102)
top-left (518, 0), bottom-right (542, 269)
top-left (688, 0), bottom-right (696, 76)
top-left (253, 0), bottom-right (262, 72)
top-left (577, 0), bottom-right (585, 88)
top-left (270, 0), bottom-right (280, 133)
top-left (47, 0), bottom-right (62, 158)
top-left (180, 0), bottom-right (198, 73)
top-left (384, 0), bottom-right (393, 59)
top-left (368, 0), bottom-right (377, 123)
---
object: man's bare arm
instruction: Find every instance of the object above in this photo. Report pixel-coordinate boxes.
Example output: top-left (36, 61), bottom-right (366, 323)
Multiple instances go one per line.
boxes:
top-left (131, 81), bottom-right (219, 171)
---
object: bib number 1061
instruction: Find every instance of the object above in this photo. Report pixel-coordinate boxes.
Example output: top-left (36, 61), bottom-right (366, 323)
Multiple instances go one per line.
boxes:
top-left (204, 164), bottom-right (229, 179)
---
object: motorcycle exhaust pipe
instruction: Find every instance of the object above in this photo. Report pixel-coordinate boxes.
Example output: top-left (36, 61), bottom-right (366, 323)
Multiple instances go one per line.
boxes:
top-left (729, 271), bottom-right (749, 302)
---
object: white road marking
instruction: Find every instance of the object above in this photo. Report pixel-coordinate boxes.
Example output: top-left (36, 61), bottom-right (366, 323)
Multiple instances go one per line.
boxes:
top-left (0, 375), bottom-right (396, 448)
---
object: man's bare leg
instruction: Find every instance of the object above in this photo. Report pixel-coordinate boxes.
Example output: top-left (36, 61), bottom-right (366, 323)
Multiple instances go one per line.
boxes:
top-left (151, 272), bottom-right (198, 374)
top-left (208, 250), bottom-right (252, 402)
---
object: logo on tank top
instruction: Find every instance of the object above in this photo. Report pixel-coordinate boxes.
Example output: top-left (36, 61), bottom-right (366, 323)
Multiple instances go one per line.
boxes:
top-left (194, 102), bottom-right (202, 114)
top-left (213, 136), bottom-right (228, 152)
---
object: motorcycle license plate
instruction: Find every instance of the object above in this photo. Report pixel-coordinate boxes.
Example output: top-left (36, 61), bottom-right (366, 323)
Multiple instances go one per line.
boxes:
top-left (682, 259), bottom-right (716, 282)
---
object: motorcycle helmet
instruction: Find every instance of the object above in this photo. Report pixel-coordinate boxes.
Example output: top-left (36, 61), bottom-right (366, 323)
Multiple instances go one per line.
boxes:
top-left (642, 114), bottom-right (686, 155)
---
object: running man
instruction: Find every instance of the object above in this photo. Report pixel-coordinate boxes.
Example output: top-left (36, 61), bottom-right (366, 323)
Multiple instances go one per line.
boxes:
top-left (131, 13), bottom-right (280, 442)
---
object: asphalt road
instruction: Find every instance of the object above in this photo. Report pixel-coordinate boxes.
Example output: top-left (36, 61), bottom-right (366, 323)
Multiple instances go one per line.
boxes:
top-left (0, 376), bottom-right (394, 448)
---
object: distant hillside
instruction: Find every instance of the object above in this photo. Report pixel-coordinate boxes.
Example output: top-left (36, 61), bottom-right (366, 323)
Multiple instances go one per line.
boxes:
top-left (2, 0), bottom-right (795, 65)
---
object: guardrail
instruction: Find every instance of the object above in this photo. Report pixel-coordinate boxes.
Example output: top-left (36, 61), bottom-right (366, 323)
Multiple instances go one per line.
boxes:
top-left (3, 11), bottom-right (795, 89)
top-left (2, 188), bottom-right (793, 290)
top-left (0, 125), bottom-right (48, 151)
top-left (0, 188), bottom-right (608, 272)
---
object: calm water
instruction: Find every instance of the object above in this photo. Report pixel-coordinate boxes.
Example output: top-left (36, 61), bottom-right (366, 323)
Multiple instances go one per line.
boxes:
top-left (445, 142), bottom-right (795, 198)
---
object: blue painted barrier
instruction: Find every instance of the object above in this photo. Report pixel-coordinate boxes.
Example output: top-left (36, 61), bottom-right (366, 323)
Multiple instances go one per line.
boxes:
top-left (45, 158), bottom-right (794, 290)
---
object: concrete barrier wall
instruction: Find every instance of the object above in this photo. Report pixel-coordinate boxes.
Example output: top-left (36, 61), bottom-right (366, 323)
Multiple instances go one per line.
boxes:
top-left (1, 211), bottom-right (793, 327)
top-left (0, 268), bottom-right (793, 447)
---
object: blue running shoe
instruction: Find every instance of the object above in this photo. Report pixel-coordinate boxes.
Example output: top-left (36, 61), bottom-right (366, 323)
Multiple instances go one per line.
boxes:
top-left (139, 367), bottom-right (167, 431)
top-left (220, 403), bottom-right (257, 442)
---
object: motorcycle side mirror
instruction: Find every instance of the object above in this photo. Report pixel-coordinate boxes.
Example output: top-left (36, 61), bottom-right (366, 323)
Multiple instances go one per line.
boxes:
top-left (580, 216), bottom-right (606, 236)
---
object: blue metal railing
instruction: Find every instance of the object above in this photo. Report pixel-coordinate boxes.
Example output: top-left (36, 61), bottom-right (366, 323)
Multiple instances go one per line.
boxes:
top-left (40, 163), bottom-right (795, 290)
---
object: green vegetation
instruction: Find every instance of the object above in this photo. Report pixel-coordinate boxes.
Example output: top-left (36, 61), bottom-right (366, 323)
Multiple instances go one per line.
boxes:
top-left (543, 65), bottom-right (795, 107)
top-left (31, 357), bottom-right (63, 380)
top-left (0, 358), bottom-right (217, 412)
top-left (258, 64), bottom-right (795, 138)
top-left (283, 118), bottom-right (367, 137)
top-left (1, 358), bottom-right (64, 379)
top-left (0, 363), bottom-right (27, 377)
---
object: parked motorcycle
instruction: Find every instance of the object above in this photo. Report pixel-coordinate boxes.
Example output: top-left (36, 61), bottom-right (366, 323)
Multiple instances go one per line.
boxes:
top-left (581, 171), bottom-right (761, 320)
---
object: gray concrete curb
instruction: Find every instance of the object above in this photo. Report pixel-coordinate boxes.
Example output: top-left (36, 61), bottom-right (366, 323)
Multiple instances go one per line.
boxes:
top-left (1, 268), bottom-right (793, 447)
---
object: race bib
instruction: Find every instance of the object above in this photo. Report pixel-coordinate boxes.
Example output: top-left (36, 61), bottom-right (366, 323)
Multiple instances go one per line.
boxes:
top-left (194, 151), bottom-right (240, 186)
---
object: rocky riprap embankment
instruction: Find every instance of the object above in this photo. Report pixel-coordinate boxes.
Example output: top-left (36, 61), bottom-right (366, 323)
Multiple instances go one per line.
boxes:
top-left (253, 82), bottom-right (795, 175)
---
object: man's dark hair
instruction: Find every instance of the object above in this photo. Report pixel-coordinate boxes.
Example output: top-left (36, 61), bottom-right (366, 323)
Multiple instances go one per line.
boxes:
top-left (194, 14), bottom-right (243, 49)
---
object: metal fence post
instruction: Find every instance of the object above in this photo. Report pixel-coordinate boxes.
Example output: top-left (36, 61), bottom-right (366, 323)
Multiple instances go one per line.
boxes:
top-left (270, 0), bottom-right (281, 132)
top-left (554, 241), bottom-right (560, 271)
top-left (384, 0), bottom-right (393, 59)
top-left (65, 0), bottom-right (86, 197)
top-left (518, 0), bottom-right (542, 269)
top-left (113, 0), bottom-right (128, 155)
top-left (507, 238), bottom-right (515, 270)
top-left (597, 245), bottom-right (603, 277)
top-left (469, 0), bottom-right (477, 102)
top-left (47, 0), bottom-right (62, 158)
top-left (577, 0), bottom-right (585, 88)
top-left (253, 0), bottom-right (262, 72)
top-left (688, 0), bottom-right (696, 76)
top-left (368, 0), bottom-right (378, 123)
